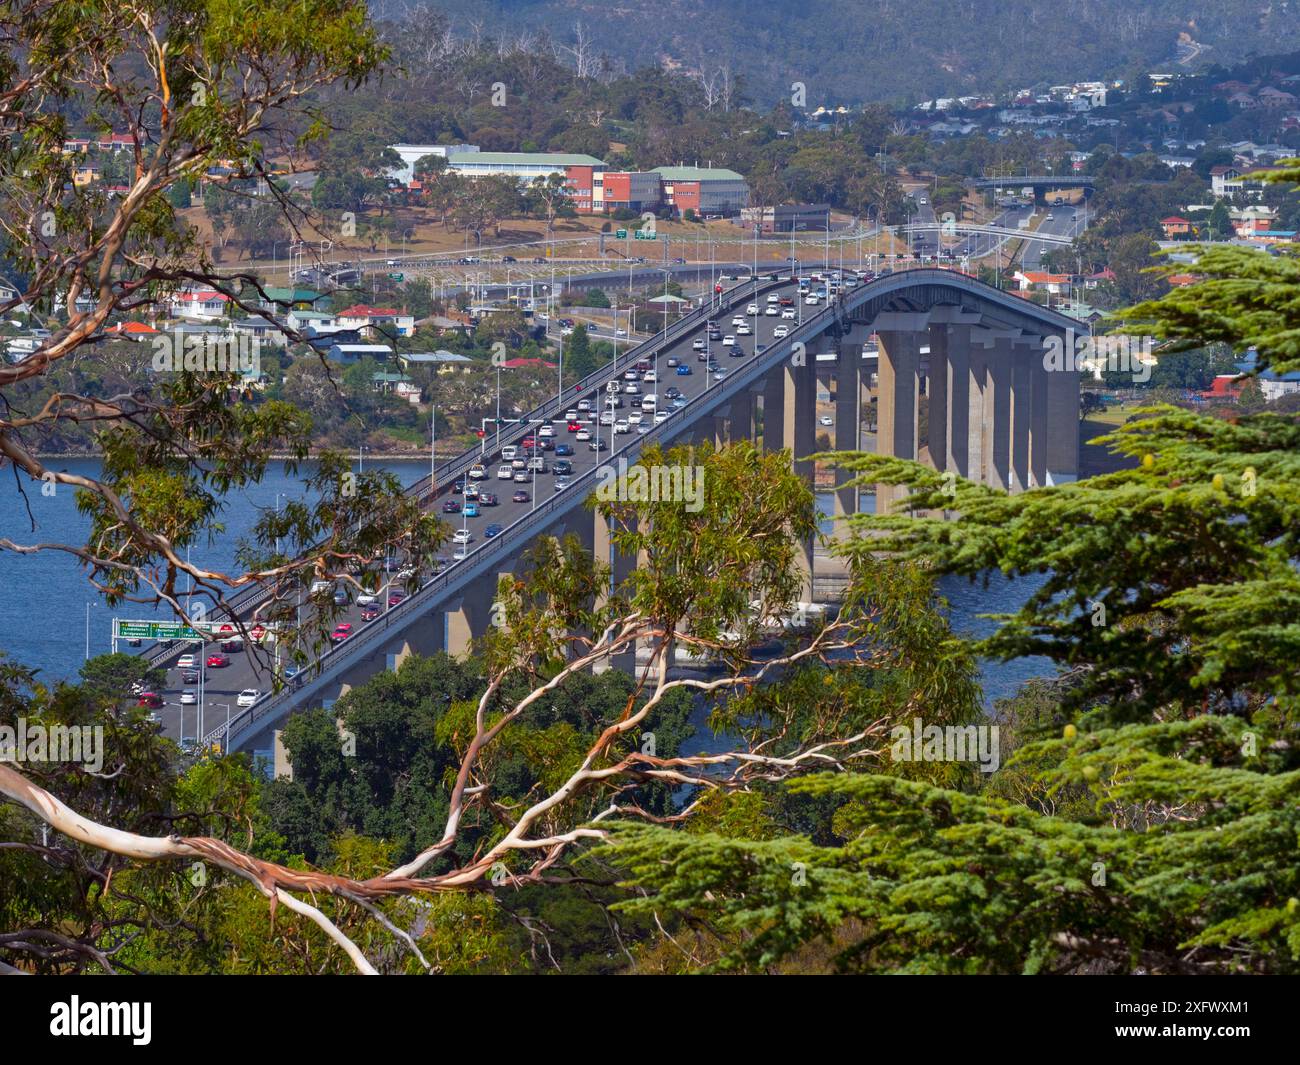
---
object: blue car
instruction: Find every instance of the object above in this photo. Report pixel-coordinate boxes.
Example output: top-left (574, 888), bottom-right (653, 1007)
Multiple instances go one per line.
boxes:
top-left (463, 502), bottom-right (479, 517)
top-left (484, 523), bottom-right (503, 538)
top-left (554, 443), bottom-right (574, 456)
top-left (676, 364), bottom-right (692, 375)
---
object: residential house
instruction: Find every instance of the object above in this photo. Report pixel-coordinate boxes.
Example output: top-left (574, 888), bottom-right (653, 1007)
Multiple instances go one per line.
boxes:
top-left (168, 290), bottom-right (231, 321)
top-left (1160, 216), bottom-right (1192, 239)
top-left (334, 304), bottom-right (415, 339)
top-left (1013, 271), bottom-right (1071, 295)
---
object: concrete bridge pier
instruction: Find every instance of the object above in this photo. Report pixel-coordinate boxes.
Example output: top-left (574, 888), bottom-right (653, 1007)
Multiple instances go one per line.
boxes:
top-left (873, 313), bottom-right (928, 514)
top-left (832, 351), bottom-right (861, 523)
top-left (444, 579), bottom-right (498, 658)
top-left (1029, 348), bottom-right (1051, 488)
top-left (593, 506), bottom-right (637, 673)
top-left (1009, 335), bottom-right (1041, 493)
top-left (1045, 360), bottom-right (1080, 485)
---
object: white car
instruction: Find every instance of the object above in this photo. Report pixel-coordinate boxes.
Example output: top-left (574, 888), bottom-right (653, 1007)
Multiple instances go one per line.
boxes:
top-left (468, 464), bottom-right (487, 480)
top-left (237, 689), bottom-right (261, 708)
top-left (538, 424), bottom-right (554, 438)
top-left (773, 325), bottom-right (790, 339)
top-left (736, 324), bottom-right (752, 336)
top-left (623, 370), bottom-right (639, 381)
top-left (575, 428), bottom-right (592, 441)
top-left (805, 295), bottom-right (820, 305)
top-left (731, 316), bottom-right (745, 327)
top-left (452, 546), bottom-right (470, 561)
top-left (563, 411), bottom-right (577, 423)
top-left (766, 293), bottom-right (780, 304)
top-left (781, 308), bottom-right (796, 319)
top-left (497, 465), bottom-right (514, 480)
top-left (746, 304), bottom-right (759, 315)
top-left (514, 471), bottom-right (530, 483)
top-left (577, 399), bottom-right (592, 412)
top-left (765, 306), bottom-right (779, 316)
top-left (309, 580), bottom-right (331, 596)
top-left (654, 410), bottom-right (671, 423)
top-left (500, 444), bottom-right (517, 460)
top-left (642, 370), bottom-right (657, 382)
top-left (452, 529), bottom-right (472, 544)
top-left (356, 588), bottom-right (379, 605)
top-left (624, 383), bottom-right (640, 394)
top-left (692, 338), bottom-right (705, 351)
top-left (599, 410), bottom-right (615, 425)
top-left (722, 335), bottom-right (736, 346)
top-left (627, 411), bottom-right (644, 425)
top-left (177, 654), bottom-right (196, 670)
top-left (614, 420), bottom-right (630, 434)
top-left (819, 415), bottom-right (834, 426)
top-left (615, 328), bottom-right (627, 338)
top-left (180, 690), bottom-right (197, 705)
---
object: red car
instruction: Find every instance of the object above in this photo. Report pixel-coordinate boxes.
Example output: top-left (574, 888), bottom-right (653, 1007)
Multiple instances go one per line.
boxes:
top-left (329, 624), bottom-right (353, 643)
top-left (567, 421), bottom-right (582, 433)
top-left (137, 692), bottom-right (164, 709)
top-left (206, 653), bottom-right (230, 668)
top-left (512, 489), bottom-right (529, 502)
top-left (387, 592), bottom-right (406, 607)
top-left (521, 436), bottom-right (535, 448)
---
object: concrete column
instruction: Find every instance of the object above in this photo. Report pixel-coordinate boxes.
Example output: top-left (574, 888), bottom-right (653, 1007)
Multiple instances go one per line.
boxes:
top-left (967, 341), bottom-right (988, 485)
top-left (1045, 353), bottom-right (1080, 485)
top-left (1009, 337), bottom-right (1037, 493)
top-left (726, 390), bottom-right (755, 444)
top-left (762, 367), bottom-right (786, 453)
top-left (941, 328), bottom-right (972, 479)
top-left (444, 587), bottom-right (490, 658)
top-left (784, 357), bottom-right (817, 483)
top-left (592, 506), bottom-right (636, 673)
top-left (783, 357), bottom-right (816, 595)
top-left (874, 315), bottom-right (928, 513)
top-left (973, 329), bottom-right (1017, 492)
top-left (1029, 346), bottom-right (1050, 488)
top-left (833, 353), bottom-right (860, 519)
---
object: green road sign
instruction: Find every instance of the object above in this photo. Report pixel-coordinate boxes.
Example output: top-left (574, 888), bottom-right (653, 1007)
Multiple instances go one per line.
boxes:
top-left (388, 272), bottom-right (404, 281)
top-left (615, 229), bottom-right (628, 239)
top-left (117, 620), bottom-right (203, 641)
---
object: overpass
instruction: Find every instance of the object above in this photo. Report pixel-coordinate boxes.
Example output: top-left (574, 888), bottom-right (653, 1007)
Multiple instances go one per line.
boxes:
top-left (151, 269), bottom-right (1079, 758)
top-left (972, 175), bottom-right (1095, 200)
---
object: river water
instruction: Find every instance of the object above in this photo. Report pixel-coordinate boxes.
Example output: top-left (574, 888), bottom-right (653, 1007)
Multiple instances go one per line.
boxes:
top-left (0, 458), bottom-right (1050, 706)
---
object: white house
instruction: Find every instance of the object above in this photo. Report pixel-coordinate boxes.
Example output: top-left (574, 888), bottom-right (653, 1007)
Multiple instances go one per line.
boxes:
top-left (334, 304), bottom-right (415, 338)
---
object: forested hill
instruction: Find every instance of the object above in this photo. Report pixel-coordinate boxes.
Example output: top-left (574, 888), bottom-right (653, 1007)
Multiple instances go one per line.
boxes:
top-left (375, 0), bottom-right (1300, 104)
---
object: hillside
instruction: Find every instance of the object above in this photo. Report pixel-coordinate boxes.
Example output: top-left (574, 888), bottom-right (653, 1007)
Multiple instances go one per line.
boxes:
top-left (380, 0), bottom-right (1300, 104)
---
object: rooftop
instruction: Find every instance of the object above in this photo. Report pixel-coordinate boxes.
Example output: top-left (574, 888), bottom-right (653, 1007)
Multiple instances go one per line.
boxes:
top-left (652, 166), bottom-right (746, 182)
